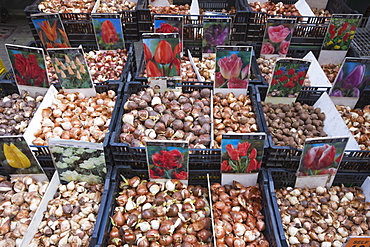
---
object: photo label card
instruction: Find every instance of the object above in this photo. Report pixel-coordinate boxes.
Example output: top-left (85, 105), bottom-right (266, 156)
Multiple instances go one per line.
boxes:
top-left (296, 136), bottom-right (349, 188)
top-left (221, 133), bottom-right (266, 186)
top-left (154, 16), bottom-right (183, 55)
top-left (329, 57), bottom-right (370, 108)
top-left (215, 46), bottom-right (253, 90)
top-left (202, 17), bottom-right (231, 54)
top-left (0, 136), bottom-right (47, 181)
top-left (92, 14), bottom-right (125, 50)
top-left (265, 58), bottom-right (311, 105)
top-left (146, 140), bottom-right (189, 184)
top-left (361, 177), bottom-right (370, 203)
top-left (142, 33), bottom-right (181, 81)
top-left (47, 47), bottom-right (95, 96)
top-left (342, 236), bottom-right (370, 247)
top-left (31, 13), bottom-right (71, 49)
top-left (5, 44), bottom-right (49, 95)
top-left (48, 139), bottom-right (106, 184)
top-left (319, 14), bottom-right (362, 65)
top-left (261, 18), bottom-right (296, 58)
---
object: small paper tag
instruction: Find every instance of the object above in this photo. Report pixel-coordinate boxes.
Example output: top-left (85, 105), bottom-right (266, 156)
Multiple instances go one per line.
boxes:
top-left (343, 236), bottom-right (370, 247)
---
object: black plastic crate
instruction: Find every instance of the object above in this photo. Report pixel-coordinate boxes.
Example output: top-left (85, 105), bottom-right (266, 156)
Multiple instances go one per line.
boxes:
top-left (27, 41), bottom-right (135, 84)
top-left (94, 166), bottom-right (281, 246)
top-left (24, 0), bottom-right (140, 44)
top-left (266, 168), bottom-right (370, 247)
top-left (234, 0), bottom-right (357, 45)
top-left (28, 81), bottom-right (124, 170)
top-left (108, 82), bottom-right (267, 169)
top-left (136, 0), bottom-right (246, 40)
top-left (134, 50), bottom-right (263, 84)
top-left (351, 27), bottom-right (370, 57)
top-left (0, 79), bottom-right (18, 98)
top-left (255, 85), bottom-right (370, 171)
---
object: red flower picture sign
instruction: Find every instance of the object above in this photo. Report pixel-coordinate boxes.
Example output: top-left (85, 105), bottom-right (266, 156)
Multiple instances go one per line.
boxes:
top-left (221, 134), bottom-right (265, 174)
top-left (266, 58), bottom-right (311, 102)
top-left (6, 44), bottom-right (49, 88)
top-left (146, 140), bottom-right (189, 181)
top-left (297, 137), bottom-right (349, 176)
top-left (143, 33), bottom-right (181, 79)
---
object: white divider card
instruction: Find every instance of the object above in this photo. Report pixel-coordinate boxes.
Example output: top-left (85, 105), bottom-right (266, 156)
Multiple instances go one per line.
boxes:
top-left (31, 13), bottom-right (71, 49)
top-left (362, 177), bottom-right (370, 203)
top-left (265, 58), bottom-right (311, 105)
top-left (329, 57), bottom-right (370, 108)
top-left (47, 47), bottom-right (96, 97)
top-left (154, 16), bottom-right (183, 55)
top-left (188, 49), bottom-right (202, 81)
top-left (318, 14), bottom-right (362, 65)
top-left (190, 0), bottom-right (200, 15)
top-left (295, 136), bottom-right (349, 189)
top-left (5, 44), bottom-right (49, 97)
top-left (92, 14), bottom-right (124, 50)
top-left (215, 46), bottom-right (253, 91)
top-left (261, 18), bottom-right (296, 58)
top-left (206, 174), bottom-right (217, 247)
top-left (220, 133), bottom-right (266, 187)
top-left (142, 33), bottom-right (181, 81)
top-left (147, 77), bottom-right (182, 94)
top-left (48, 139), bottom-right (106, 184)
top-left (202, 17), bottom-right (231, 54)
top-left (343, 236), bottom-right (370, 247)
top-left (0, 136), bottom-right (47, 182)
top-left (145, 140), bottom-right (189, 185)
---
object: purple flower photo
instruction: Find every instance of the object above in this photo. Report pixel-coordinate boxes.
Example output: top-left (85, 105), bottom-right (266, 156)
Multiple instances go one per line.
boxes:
top-left (202, 19), bottom-right (230, 53)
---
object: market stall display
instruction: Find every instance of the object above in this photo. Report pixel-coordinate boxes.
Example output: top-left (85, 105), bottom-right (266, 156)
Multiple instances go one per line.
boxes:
top-left (0, 0), bottom-right (365, 245)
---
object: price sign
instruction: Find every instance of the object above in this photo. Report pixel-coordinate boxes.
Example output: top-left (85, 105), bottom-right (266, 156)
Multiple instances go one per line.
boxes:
top-left (343, 236), bottom-right (370, 247)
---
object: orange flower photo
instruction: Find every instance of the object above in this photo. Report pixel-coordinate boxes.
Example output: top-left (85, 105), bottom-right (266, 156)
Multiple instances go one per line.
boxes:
top-left (31, 14), bottom-right (70, 49)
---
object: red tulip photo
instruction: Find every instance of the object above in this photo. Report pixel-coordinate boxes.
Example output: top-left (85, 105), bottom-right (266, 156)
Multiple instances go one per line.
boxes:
top-left (143, 37), bottom-right (181, 78)
top-left (147, 142), bottom-right (189, 181)
top-left (102, 20), bottom-right (119, 44)
top-left (298, 137), bottom-right (348, 176)
top-left (221, 138), bottom-right (264, 174)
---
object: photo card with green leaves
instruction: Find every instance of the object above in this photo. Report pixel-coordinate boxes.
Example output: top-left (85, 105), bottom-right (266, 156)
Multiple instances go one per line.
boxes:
top-left (215, 46), bottom-right (253, 90)
top-left (329, 57), bottom-right (370, 108)
top-left (31, 13), bottom-right (70, 49)
top-left (202, 17), bottom-right (231, 54)
top-left (319, 13), bottom-right (362, 65)
top-left (261, 18), bottom-right (296, 58)
top-left (221, 133), bottom-right (266, 186)
top-left (48, 139), bottom-right (106, 184)
top-left (5, 44), bottom-right (49, 96)
top-left (142, 33), bottom-right (181, 81)
top-left (154, 16), bottom-right (183, 55)
top-left (145, 140), bottom-right (189, 184)
top-left (265, 58), bottom-right (311, 105)
top-left (92, 14), bottom-right (125, 50)
top-left (0, 135), bottom-right (47, 181)
top-left (296, 136), bottom-right (349, 188)
top-left (47, 47), bottom-right (95, 96)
